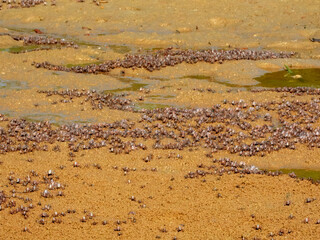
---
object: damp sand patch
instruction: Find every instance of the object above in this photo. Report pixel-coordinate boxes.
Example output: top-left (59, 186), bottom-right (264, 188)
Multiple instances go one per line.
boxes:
top-left (0, 110), bottom-right (74, 126)
top-left (133, 102), bottom-right (173, 111)
top-left (182, 75), bottom-right (213, 81)
top-left (145, 94), bottom-right (176, 100)
top-left (0, 78), bottom-right (28, 90)
top-left (109, 44), bottom-right (131, 54)
top-left (182, 75), bottom-right (254, 91)
top-left (65, 61), bottom-right (104, 68)
top-left (21, 112), bottom-right (97, 126)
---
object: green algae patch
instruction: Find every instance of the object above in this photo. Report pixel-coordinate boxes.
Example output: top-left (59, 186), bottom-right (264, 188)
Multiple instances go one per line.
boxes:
top-left (109, 45), bottom-right (131, 54)
top-left (0, 45), bottom-right (41, 53)
top-left (280, 169), bottom-right (320, 181)
top-left (182, 75), bottom-right (212, 80)
top-left (254, 68), bottom-right (320, 88)
top-left (104, 83), bottom-right (148, 93)
top-left (146, 94), bottom-right (176, 99)
top-left (75, 40), bottom-right (100, 47)
top-left (152, 47), bottom-right (163, 51)
top-left (117, 76), bottom-right (140, 84)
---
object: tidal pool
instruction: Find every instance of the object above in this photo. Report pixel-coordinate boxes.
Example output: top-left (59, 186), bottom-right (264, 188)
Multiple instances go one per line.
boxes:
top-left (207, 68), bottom-right (320, 91)
top-left (280, 169), bottom-right (320, 181)
top-left (254, 68), bottom-right (320, 88)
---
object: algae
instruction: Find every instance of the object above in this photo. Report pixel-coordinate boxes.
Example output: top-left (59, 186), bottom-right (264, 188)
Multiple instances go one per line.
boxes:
top-left (109, 44), bottom-right (131, 54)
top-left (104, 83), bottom-right (148, 93)
top-left (146, 94), bottom-right (176, 99)
top-left (0, 45), bottom-right (42, 53)
top-left (280, 168), bottom-right (320, 181)
top-left (182, 75), bottom-right (212, 80)
top-left (255, 68), bottom-right (320, 88)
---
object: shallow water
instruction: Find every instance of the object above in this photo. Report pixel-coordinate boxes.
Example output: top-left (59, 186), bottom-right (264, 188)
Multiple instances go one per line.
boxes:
top-left (21, 112), bottom-right (97, 126)
top-left (0, 45), bottom-right (42, 53)
top-left (182, 75), bottom-right (213, 81)
top-left (0, 78), bottom-right (28, 90)
top-left (104, 82), bottom-right (148, 93)
top-left (198, 68), bottom-right (320, 91)
top-left (255, 68), bottom-right (320, 88)
top-left (280, 168), bottom-right (320, 181)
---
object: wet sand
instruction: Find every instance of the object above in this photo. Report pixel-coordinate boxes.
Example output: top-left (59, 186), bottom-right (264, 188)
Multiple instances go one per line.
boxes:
top-left (0, 0), bottom-right (320, 239)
